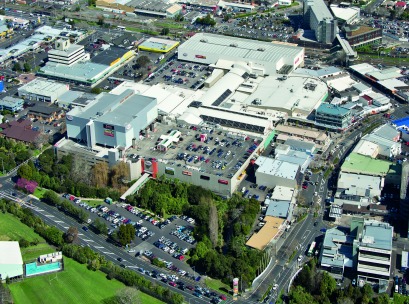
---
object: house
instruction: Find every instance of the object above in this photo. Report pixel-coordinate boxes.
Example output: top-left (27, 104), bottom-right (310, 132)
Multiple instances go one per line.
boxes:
top-left (27, 104), bottom-right (64, 122)
top-left (395, 1), bottom-right (407, 9)
top-left (0, 120), bottom-right (40, 144)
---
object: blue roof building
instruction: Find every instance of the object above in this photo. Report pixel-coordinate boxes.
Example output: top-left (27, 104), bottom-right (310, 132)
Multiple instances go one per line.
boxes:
top-left (315, 103), bottom-right (352, 130)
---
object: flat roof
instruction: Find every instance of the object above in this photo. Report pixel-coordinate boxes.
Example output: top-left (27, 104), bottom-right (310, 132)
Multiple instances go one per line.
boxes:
top-left (38, 61), bottom-right (109, 82)
top-left (308, 0), bottom-right (334, 23)
top-left (353, 140), bottom-right (379, 158)
top-left (48, 44), bottom-right (83, 57)
top-left (180, 33), bottom-right (303, 64)
top-left (378, 78), bottom-right (407, 91)
top-left (326, 74), bottom-right (357, 92)
top-left (246, 216), bottom-right (285, 250)
top-left (349, 63), bottom-right (379, 75)
top-left (330, 5), bottom-right (359, 22)
top-left (243, 74), bottom-right (327, 117)
top-left (341, 152), bottom-right (399, 176)
top-left (265, 201), bottom-right (290, 218)
top-left (0, 242), bottom-right (23, 265)
top-left (270, 186), bottom-right (294, 201)
top-left (139, 37), bottom-right (180, 52)
top-left (317, 103), bottom-right (350, 116)
top-left (366, 68), bottom-right (402, 81)
top-left (294, 66), bottom-right (342, 78)
top-left (338, 172), bottom-right (381, 197)
top-left (255, 156), bottom-right (299, 180)
top-left (275, 124), bottom-right (328, 142)
top-left (361, 221), bottom-right (393, 251)
top-left (91, 47), bottom-right (129, 66)
top-left (68, 90), bottom-right (156, 126)
top-left (18, 78), bottom-right (67, 95)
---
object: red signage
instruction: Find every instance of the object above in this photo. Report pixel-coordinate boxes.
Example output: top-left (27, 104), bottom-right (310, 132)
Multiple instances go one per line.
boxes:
top-left (195, 55), bottom-right (206, 59)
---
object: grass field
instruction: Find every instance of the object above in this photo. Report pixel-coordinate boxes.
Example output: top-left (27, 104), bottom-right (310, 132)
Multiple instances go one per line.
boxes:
top-left (0, 212), bottom-right (54, 262)
top-left (10, 258), bottom-right (164, 304)
top-left (81, 199), bottom-right (104, 207)
top-left (205, 278), bottom-right (230, 295)
top-left (33, 187), bottom-right (47, 199)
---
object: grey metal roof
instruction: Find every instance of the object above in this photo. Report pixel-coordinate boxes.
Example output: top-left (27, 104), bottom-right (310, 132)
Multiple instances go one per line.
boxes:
top-left (181, 33), bottom-right (302, 63)
top-left (265, 201), bottom-right (290, 218)
top-left (285, 138), bottom-right (315, 151)
top-left (308, 0), bottom-right (334, 23)
top-left (360, 221), bottom-right (393, 251)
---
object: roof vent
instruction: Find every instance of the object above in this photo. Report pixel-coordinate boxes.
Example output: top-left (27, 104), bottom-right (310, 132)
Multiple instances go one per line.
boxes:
top-left (200, 38), bottom-right (208, 43)
top-left (257, 47), bottom-right (265, 51)
top-left (230, 43), bottom-right (238, 47)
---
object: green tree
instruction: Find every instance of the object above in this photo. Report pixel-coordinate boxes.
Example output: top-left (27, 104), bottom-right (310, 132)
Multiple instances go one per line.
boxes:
top-left (117, 224), bottom-right (135, 247)
top-left (319, 272), bottom-right (336, 299)
top-left (42, 190), bottom-right (61, 206)
top-left (93, 218), bottom-right (108, 235)
top-left (64, 226), bottom-right (79, 243)
top-left (12, 62), bottom-right (22, 72)
top-left (288, 286), bottom-right (317, 304)
top-left (17, 163), bottom-right (33, 180)
top-left (91, 87), bottom-right (102, 94)
top-left (361, 284), bottom-right (374, 304)
top-left (136, 56), bottom-right (150, 69)
top-left (161, 27), bottom-right (170, 35)
top-left (23, 62), bottom-right (31, 72)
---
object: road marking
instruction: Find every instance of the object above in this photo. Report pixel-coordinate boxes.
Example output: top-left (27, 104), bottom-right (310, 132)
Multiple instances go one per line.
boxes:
top-left (45, 214), bottom-right (54, 218)
top-left (94, 246), bottom-right (104, 249)
top-left (78, 233), bottom-right (84, 236)
top-left (63, 227), bottom-right (69, 229)
top-left (103, 252), bottom-right (115, 255)
top-left (55, 220), bottom-right (64, 223)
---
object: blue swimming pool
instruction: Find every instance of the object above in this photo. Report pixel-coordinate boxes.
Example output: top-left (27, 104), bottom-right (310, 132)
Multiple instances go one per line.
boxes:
top-left (25, 262), bottom-right (61, 277)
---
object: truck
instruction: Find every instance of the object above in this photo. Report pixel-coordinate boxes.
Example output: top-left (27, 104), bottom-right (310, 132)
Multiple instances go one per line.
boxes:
top-left (402, 251), bottom-right (409, 272)
top-left (105, 197), bottom-right (113, 204)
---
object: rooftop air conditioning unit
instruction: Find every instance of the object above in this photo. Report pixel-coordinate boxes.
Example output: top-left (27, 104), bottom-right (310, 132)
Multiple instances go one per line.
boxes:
top-left (200, 38), bottom-right (208, 43)
top-left (257, 48), bottom-right (265, 51)
top-left (230, 43), bottom-right (238, 47)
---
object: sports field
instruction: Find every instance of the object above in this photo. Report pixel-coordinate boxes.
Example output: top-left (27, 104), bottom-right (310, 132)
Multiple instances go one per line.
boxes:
top-left (0, 212), bottom-right (54, 261)
top-left (10, 257), bottom-right (164, 304)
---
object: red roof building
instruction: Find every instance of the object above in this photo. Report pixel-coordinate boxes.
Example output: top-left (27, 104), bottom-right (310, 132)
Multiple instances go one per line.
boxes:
top-left (395, 1), bottom-right (407, 8)
top-left (0, 120), bottom-right (40, 143)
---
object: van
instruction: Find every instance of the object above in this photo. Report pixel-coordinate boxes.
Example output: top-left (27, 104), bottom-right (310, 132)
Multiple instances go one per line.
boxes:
top-left (241, 187), bottom-right (246, 193)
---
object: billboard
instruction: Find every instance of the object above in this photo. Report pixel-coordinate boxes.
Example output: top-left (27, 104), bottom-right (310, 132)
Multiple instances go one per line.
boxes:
top-left (103, 124), bottom-right (115, 137)
top-left (233, 278), bottom-right (239, 297)
top-left (165, 167), bottom-right (175, 175)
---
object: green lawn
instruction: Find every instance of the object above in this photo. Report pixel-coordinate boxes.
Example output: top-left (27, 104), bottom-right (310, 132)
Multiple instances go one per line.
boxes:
top-left (10, 257), bottom-right (163, 304)
top-left (205, 278), bottom-right (230, 295)
top-left (0, 212), bottom-right (54, 262)
top-left (33, 187), bottom-right (47, 199)
top-left (81, 199), bottom-right (104, 207)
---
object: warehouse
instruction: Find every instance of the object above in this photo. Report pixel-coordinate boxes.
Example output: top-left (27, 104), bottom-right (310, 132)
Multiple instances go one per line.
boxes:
top-left (66, 89), bottom-right (157, 149)
top-left (18, 78), bottom-right (69, 103)
top-left (255, 156), bottom-right (301, 188)
top-left (0, 242), bottom-right (23, 281)
top-left (178, 33), bottom-right (304, 75)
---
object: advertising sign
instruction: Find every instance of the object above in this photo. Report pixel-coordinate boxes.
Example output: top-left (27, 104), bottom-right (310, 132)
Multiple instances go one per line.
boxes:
top-left (103, 124), bottom-right (115, 137)
top-left (165, 167), bottom-right (175, 175)
top-left (195, 55), bottom-right (206, 59)
top-left (233, 278), bottom-right (239, 298)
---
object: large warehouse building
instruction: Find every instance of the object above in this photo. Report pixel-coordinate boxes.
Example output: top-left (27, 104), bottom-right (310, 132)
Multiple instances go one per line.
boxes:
top-left (178, 33), bottom-right (304, 75)
top-left (66, 89), bottom-right (157, 149)
top-left (0, 242), bottom-right (23, 281)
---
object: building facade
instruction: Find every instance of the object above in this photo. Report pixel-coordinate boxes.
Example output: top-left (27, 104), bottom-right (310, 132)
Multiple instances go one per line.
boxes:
top-left (303, 0), bottom-right (337, 44)
top-left (18, 79), bottom-right (69, 103)
top-left (315, 103), bottom-right (352, 130)
top-left (48, 39), bottom-right (88, 66)
top-left (0, 96), bottom-right (24, 112)
top-left (345, 26), bottom-right (382, 48)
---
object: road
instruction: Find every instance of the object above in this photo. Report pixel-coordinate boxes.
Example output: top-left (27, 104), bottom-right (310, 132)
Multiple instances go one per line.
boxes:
top-left (0, 183), bottom-right (223, 304)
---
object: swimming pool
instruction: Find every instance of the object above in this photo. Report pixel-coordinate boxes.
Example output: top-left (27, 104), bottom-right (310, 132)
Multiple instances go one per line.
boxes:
top-left (25, 262), bottom-right (61, 277)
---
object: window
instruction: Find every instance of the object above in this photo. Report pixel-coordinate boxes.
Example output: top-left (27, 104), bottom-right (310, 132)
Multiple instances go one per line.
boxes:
top-left (200, 175), bottom-right (210, 181)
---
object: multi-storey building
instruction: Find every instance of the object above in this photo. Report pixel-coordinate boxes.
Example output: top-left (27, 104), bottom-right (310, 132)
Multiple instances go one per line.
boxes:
top-left (303, 0), bottom-right (337, 44)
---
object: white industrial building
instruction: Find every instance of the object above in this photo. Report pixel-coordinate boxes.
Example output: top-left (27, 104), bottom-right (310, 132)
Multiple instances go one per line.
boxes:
top-left (336, 172), bottom-right (382, 200)
top-left (18, 78), bottom-right (69, 103)
top-left (178, 33), bottom-right (305, 75)
top-left (255, 156), bottom-right (301, 188)
top-left (330, 4), bottom-right (360, 24)
top-left (48, 39), bottom-right (88, 66)
top-left (0, 242), bottom-right (23, 281)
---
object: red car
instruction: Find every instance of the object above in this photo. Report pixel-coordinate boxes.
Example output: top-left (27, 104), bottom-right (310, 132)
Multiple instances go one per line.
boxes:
top-left (302, 184), bottom-right (308, 189)
top-left (187, 286), bottom-right (194, 291)
top-left (220, 295), bottom-right (227, 300)
top-left (178, 255), bottom-right (185, 261)
top-left (169, 281), bottom-right (176, 287)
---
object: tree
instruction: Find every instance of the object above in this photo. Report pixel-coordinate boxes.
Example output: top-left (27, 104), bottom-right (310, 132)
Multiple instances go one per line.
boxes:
top-left (361, 284), bottom-right (373, 304)
top-left (117, 224), bottom-right (135, 247)
top-left (92, 162), bottom-right (109, 187)
top-left (93, 218), bottom-right (108, 235)
top-left (23, 62), bottom-right (31, 72)
top-left (19, 238), bottom-right (30, 248)
top-left (97, 15), bottom-right (104, 26)
top-left (110, 162), bottom-right (130, 192)
top-left (91, 87), bottom-right (102, 94)
top-left (319, 272), bottom-right (336, 299)
top-left (64, 226), bottom-right (79, 243)
top-left (288, 286), bottom-right (317, 304)
top-left (135, 56), bottom-right (150, 69)
top-left (161, 27), bottom-right (170, 35)
top-left (42, 190), bottom-right (61, 206)
top-left (208, 202), bottom-right (218, 248)
top-left (12, 62), bottom-right (22, 72)
top-left (114, 287), bottom-right (141, 304)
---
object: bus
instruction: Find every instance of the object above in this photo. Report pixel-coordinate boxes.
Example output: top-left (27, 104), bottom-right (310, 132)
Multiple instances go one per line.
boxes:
top-left (307, 242), bottom-right (316, 257)
top-left (117, 26), bottom-right (126, 30)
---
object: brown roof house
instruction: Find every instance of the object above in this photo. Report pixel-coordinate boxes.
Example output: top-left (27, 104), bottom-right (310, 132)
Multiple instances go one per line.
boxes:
top-left (0, 120), bottom-right (40, 144)
top-left (27, 104), bottom-right (64, 122)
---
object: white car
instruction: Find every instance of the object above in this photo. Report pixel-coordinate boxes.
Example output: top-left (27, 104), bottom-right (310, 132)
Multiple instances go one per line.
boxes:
top-left (297, 255), bottom-right (303, 262)
top-left (272, 284), bottom-right (279, 291)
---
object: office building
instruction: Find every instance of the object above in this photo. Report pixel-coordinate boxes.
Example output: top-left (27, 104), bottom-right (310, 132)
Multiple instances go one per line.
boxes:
top-left (315, 103), bottom-right (352, 130)
top-left (303, 0), bottom-right (337, 44)
top-left (0, 96), bottom-right (24, 112)
top-left (255, 156), bottom-right (301, 188)
top-left (48, 39), bottom-right (88, 66)
top-left (344, 25), bottom-right (382, 48)
top-left (352, 218), bottom-right (393, 291)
